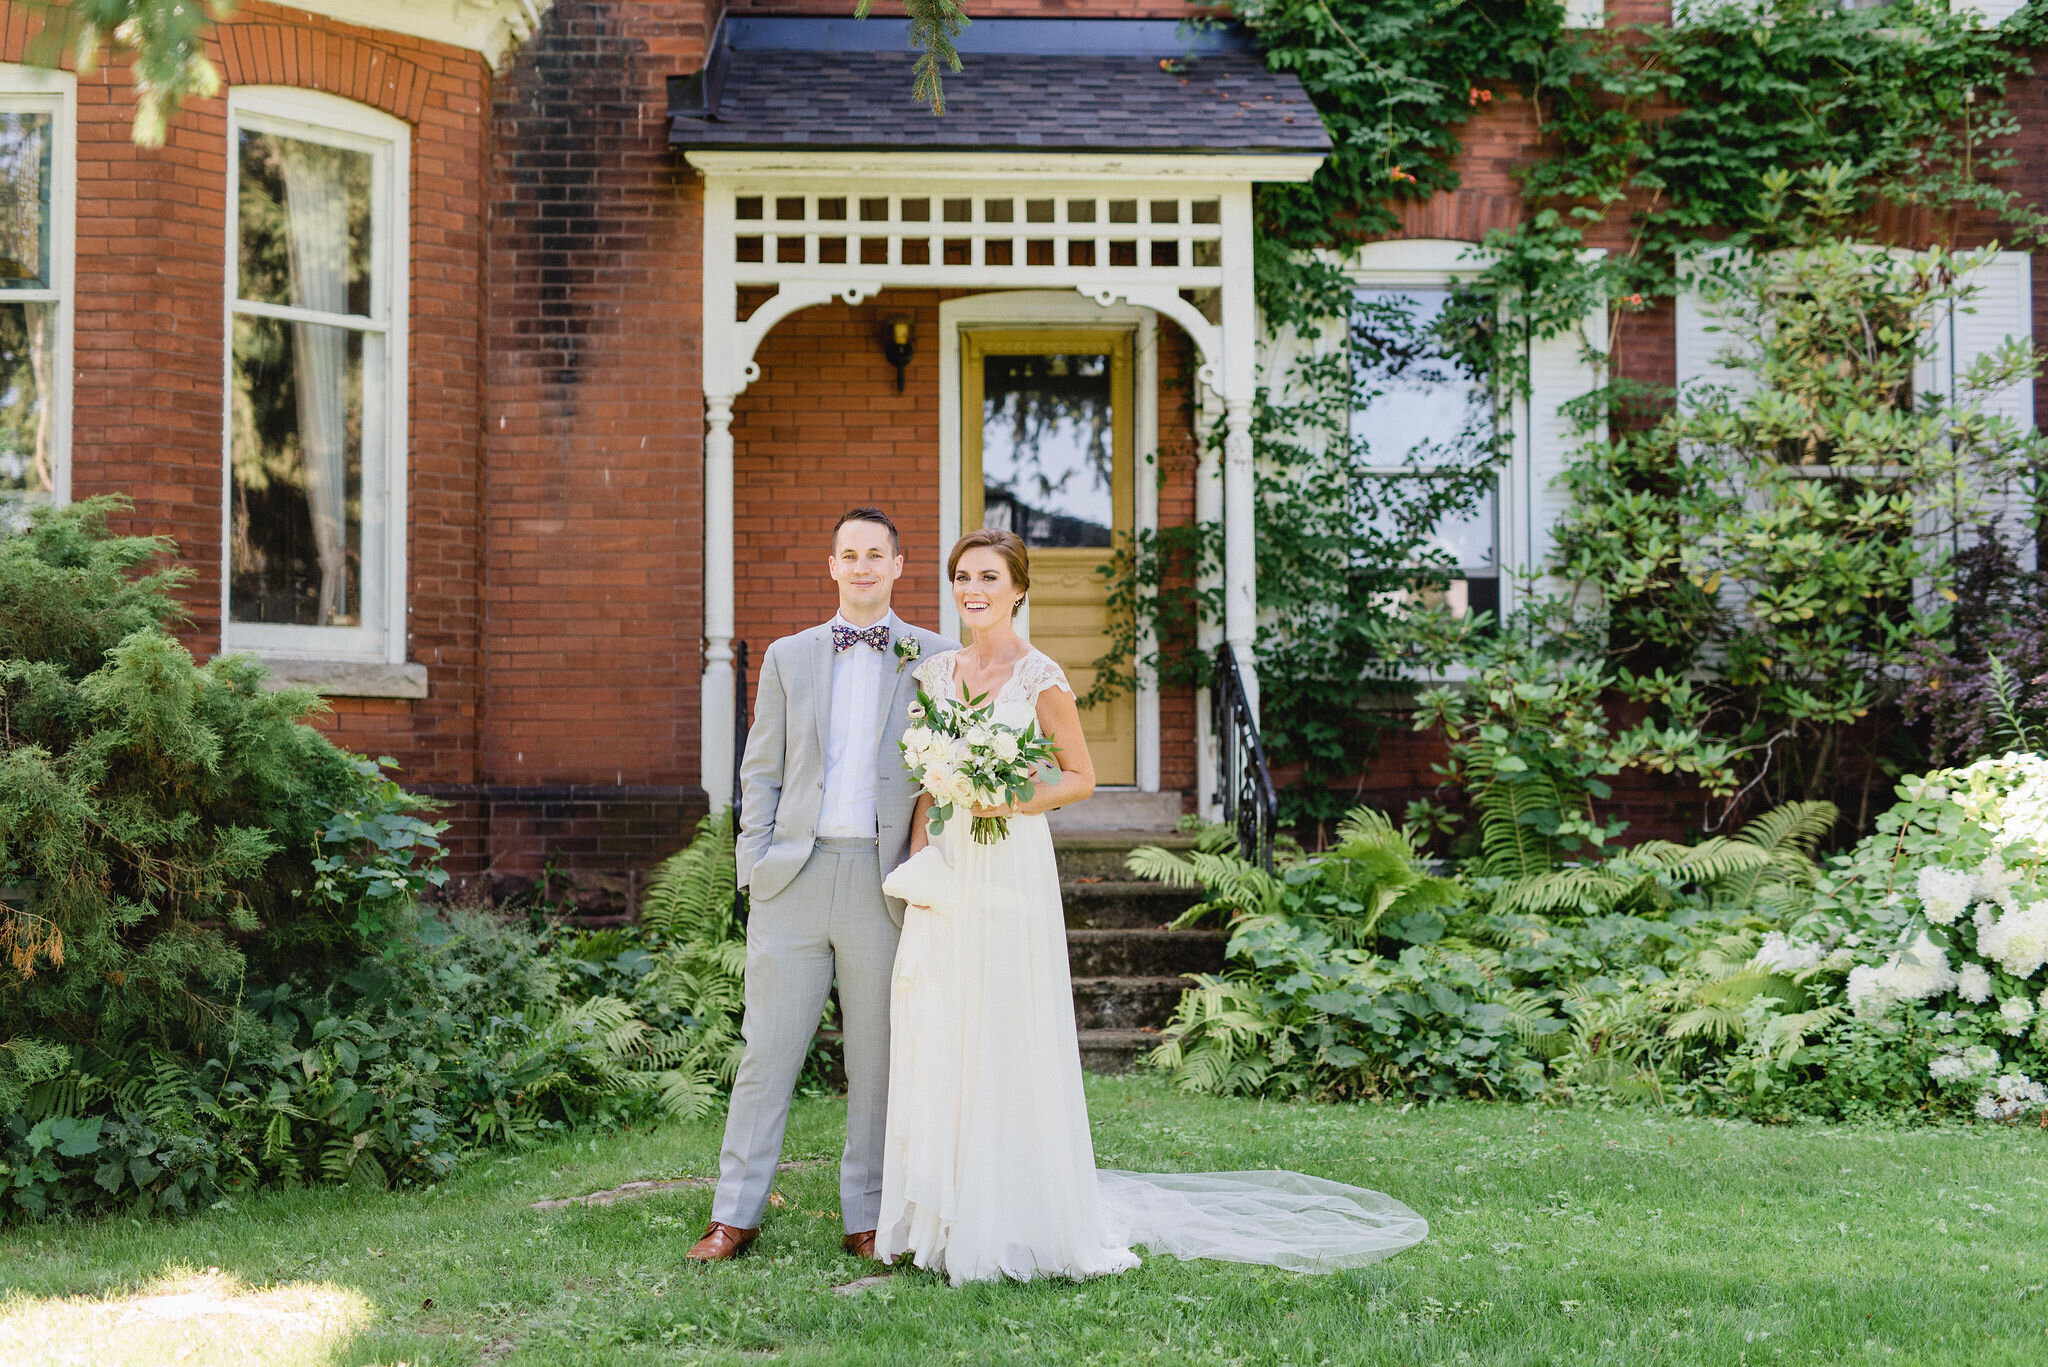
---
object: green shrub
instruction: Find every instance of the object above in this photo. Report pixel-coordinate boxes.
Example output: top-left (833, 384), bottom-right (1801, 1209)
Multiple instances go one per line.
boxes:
top-left (0, 813), bottom-right (758, 1224)
top-left (1, 498), bottom-right (440, 1064)
top-left (1136, 802), bottom-right (1832, 1105)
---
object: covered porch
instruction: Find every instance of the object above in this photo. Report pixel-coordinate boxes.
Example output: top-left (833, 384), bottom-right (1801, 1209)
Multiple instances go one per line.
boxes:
top-left (671, 15), bottom-right (1328, 818)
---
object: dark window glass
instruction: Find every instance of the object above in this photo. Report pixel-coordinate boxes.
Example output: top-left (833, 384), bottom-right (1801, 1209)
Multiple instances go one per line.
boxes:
top-left (981, 353), bottom-right (1114, 549)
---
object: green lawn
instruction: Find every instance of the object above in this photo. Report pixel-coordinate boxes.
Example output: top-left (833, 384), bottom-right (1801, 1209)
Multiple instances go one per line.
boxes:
top-left (4, 1075), bottom-right (2045, 1365)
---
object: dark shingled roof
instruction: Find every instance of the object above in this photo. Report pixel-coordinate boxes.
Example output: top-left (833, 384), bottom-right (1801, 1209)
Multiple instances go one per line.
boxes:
top-left (669, 22), bottom-right (1330, 156)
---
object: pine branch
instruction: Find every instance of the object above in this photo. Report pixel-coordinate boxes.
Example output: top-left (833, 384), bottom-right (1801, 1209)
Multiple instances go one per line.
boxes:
top-left (856, 0), bottom-right (970, 115)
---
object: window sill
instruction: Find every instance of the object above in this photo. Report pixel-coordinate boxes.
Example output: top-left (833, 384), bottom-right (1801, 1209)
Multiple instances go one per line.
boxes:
top-left (252, 658), bottom-right (430, 699)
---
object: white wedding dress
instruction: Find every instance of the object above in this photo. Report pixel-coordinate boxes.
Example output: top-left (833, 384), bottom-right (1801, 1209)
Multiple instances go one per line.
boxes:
top-left (874, 648), bottom-right (1428, 1285)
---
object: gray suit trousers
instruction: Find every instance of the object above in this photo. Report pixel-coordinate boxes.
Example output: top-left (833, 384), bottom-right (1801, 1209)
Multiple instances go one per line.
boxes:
top-left (711, 837), bottom-right (898, 1234)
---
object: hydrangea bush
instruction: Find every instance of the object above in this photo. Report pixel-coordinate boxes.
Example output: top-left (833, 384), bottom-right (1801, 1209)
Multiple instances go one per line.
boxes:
top-left (1752, 754), bottom-right (2048, 1122)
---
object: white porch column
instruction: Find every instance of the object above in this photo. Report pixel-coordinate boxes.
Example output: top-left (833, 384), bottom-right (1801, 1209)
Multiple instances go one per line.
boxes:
top-left (1218, 183), bottom-right (1259, 719)
top-left (1193, 380), bottom-right (1222, 820)
top-left (700, 392), bottom-right (738, 806)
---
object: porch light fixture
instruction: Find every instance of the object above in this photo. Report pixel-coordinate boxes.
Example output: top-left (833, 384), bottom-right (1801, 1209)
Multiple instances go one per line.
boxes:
top-left (880, 314), bottom-right (914, 392)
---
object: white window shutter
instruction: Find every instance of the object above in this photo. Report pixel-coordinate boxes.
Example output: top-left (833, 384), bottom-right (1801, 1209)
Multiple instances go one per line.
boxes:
top-left (1518, 315), bottom-right (1603, 597)
top-left (1674, 273), bottom-right (1754, 408)
top-left (1958, 0), bottom-right (2027, 24)
top-left (1942, 249), bottom-right (2037, 569)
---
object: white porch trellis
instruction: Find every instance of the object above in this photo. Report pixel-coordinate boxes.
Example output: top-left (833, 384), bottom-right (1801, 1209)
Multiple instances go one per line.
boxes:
top-left (685, 149), bottom-right (1322, 806)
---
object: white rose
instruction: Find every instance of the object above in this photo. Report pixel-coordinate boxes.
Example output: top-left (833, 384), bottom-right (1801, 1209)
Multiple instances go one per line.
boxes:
top-left (992, 731), bottom-right (1021, 763)
top-left (964, 726), bottom-right (994, 751)
top-left (919, 762), bottom-right (958, 800)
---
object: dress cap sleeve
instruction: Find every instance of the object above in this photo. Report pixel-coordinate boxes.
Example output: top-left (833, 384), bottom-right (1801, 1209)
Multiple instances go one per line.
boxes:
top-left (912, 650), bottom-right (956, 692)
top-left (1020, 651), bottom-right (1075, 701)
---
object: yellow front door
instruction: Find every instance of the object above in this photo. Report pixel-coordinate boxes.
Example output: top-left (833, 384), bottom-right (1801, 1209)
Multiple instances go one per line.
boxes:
top-left (962, 328), bottom-right (1136, 786)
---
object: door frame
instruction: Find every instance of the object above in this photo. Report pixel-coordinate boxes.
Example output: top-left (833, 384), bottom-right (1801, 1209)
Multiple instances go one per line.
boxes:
top-left (937, 290), bottom-right (1161, 792)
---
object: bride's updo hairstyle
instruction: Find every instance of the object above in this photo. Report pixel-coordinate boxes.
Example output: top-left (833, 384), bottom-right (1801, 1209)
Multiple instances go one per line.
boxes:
top-left (948, 528), bottom-right (1030, 616)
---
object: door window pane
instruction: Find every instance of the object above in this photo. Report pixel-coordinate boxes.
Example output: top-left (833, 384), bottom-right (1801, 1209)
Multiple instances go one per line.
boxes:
top-left (230, 315), bottom-right (374, 626)
top-left (0, 112), bottom-right (50, 289)
top-left (980, 353), bottom-right (1114, 548)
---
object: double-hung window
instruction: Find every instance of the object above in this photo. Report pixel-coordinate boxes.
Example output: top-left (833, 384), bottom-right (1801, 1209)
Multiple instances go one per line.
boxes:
top-left (1350, 283), bottom-right (1502, 620)
top-left (224, 89), bottom-right (408, 663)
top-left (0, 66), bottom-right (71, 506)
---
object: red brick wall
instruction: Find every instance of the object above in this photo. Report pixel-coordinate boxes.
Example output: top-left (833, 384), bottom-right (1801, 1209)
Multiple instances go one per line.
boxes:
top-left (34, 4), bottom-right (493, 790)
top-left (472, 0), bottom-right (720, 886)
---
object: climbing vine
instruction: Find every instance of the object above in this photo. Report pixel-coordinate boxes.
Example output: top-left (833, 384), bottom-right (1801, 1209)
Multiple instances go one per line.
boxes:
top-left (1094, 0), bottom-right (2048, 825)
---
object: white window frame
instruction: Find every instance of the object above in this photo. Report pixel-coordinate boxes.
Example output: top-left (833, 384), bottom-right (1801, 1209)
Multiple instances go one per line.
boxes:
top-left (0, 64), bottom-right (74, 506)
top-left (221, 87), bottom-right (409, 665)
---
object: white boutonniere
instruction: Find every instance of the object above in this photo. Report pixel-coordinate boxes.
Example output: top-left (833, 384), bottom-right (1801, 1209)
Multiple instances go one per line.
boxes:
top-left (894, 635), bottom-right (921, 674)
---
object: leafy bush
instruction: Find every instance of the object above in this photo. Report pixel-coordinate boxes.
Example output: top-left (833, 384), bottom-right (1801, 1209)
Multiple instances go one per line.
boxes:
top-left (0, 812), bottom-right (753, 1223)
top-left (1908, 535), bottom-right (2048, 764)
top-left (0, 503), bottom-right (764, 1223)
top-left (1707, 752), bottom-right (2048, 1122)
top-left (1, 498), bottom-right (437, 1064)
top-left (1552, 184), bottom-right (2047, 825)
top-left (1136, 802), bottom-right (1832, 1105)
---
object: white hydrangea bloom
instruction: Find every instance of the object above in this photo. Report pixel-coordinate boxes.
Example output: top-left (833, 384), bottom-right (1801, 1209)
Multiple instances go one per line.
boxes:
top-left (1957, 962), bottom-right (1994, 1004)
top-left (1971, 855), bottom-right (2022, 914)
top-left (1885, 932), bottom-right (1958, 1000)
top-left (1975, 1070), bottom-right (2048, 1122)
top-left (1917, 866), bottom-right (1975, 926)
top-left (1846, 964), bottom-right (1895, 1020)
top-left (1929, 1052), bottom-right (1974, 1082)
top-left (1753, 933), bottom-right (1824, 975)
top-left (1975, 902), bottom-right (2048, 981)
top-left (1846, 933), bottom-right (1958, 1018)
top-left (2000, 997), bottom-right (2036, 1036)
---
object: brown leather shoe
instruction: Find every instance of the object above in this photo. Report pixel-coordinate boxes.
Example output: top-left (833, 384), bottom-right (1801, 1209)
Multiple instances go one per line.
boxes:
top-left (687, 1221), bottom-right (759, 1262)
top-left (842, 1230), bottom-right (878, 1261)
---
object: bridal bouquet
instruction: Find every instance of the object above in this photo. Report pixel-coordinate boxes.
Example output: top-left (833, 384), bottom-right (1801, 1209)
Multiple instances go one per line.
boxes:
top-left (900, 688), bottom-right (1057, 844)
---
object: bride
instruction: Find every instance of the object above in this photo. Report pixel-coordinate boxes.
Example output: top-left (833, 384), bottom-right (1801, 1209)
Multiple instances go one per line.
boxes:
top-left (875, 528), bottom-right (1427, 1285)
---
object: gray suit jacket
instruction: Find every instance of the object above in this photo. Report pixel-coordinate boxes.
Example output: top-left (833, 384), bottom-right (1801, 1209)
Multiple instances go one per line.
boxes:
top-left (734, 618), bottom-right (957, 923)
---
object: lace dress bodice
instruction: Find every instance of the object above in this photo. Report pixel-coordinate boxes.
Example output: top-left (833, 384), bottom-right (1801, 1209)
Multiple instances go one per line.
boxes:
top-left (913, 648), bottom-right (1073, 730)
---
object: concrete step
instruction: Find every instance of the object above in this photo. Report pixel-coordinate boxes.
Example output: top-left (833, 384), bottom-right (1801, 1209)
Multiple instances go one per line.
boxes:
top-left (1061, 880), bottom-right (1203, 929)
top-left (1052, 830), bottom-right (1196, 882)
top-left (1071, 975), bottom-right (1190, 1032)
top-left (1066, 927), bottom-right (1225, 977)
top-left (1077, 1028), bottom-right (1160, 1075)
top-left (1047, 790), bottom-right (1185, 834)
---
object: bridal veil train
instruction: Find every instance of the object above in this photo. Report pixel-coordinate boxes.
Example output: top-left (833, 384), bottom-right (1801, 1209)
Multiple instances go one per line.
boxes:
top-left (876, 649), bottom-right (1427, 1285)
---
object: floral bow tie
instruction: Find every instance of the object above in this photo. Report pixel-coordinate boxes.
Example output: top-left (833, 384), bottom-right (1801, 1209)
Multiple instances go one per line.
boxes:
top-left (833, 622), bottom-right (891, 654)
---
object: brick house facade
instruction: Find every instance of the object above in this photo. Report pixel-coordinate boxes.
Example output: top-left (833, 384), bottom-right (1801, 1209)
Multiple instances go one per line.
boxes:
top-left (9, 1), bottom-right (2038, 906)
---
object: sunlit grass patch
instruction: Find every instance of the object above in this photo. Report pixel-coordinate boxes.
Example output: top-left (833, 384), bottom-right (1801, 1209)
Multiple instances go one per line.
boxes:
top-left (0, 1265), bottom-right (374, 1367)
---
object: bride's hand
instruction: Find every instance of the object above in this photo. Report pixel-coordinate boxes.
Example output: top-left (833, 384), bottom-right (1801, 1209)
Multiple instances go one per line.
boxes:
top-left (970, 802), bottom-right (1019, 819)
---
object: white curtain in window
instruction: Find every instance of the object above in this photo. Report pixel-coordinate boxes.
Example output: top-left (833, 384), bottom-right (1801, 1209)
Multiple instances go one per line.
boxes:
top-left (278, 141), bottom-right (350, 625)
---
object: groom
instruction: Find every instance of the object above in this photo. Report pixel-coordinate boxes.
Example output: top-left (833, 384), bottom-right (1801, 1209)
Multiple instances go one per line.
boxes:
top-left (689, 506), bottom-right (953, 1265)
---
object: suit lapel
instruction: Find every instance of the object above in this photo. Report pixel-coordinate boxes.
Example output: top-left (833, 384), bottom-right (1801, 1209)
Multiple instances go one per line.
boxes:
top-left (873, 624), bottom-right (914, 768)
top-left (810, 623), bottom-right (836, 759)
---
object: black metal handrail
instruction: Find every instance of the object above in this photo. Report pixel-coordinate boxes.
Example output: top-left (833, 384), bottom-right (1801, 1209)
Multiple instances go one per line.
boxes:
top-left (1211, 644), bottom-right (1277, 873)
top-left (732, 637), bottom-right (750, 925)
